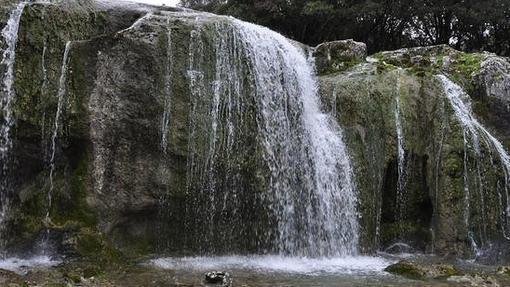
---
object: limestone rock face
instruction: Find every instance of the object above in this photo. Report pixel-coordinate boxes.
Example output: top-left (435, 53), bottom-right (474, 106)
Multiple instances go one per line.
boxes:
top-left (472, 55), bottom-right (510, 139)
top-left (3, 0), bottom-right (510, 262)
top-left (313, 39), bottom-right (367, 74)
top-left (318, 45), bottom-right (510, 259)
top-left (4, 0), bottom-right (185, 258)
top-left (6, 1), bottom-right (270, 258)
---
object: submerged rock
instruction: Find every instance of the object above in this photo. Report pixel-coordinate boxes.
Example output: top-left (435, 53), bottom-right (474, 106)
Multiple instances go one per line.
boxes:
top-left (447, 274), bottom-right (500, 287)
top-left (385, 260), bottom-right (459, 280)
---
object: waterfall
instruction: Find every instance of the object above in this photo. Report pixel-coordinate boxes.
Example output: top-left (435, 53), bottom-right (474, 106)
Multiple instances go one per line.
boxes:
top-left (394, 72), bottom-right (406, 232)
top-left (181, 16), bottom-right (358, 256)
top-left (233, 19), bottom-right (358, 257)
top-left (41, 41), bottom-right (48, 96)
top-left (185, 25), bottom-right (206, 250)
top-left (436, 75), bottom-right (510, 244)
top-left (46, 41), bottom-right (72, 222)
top-left (185, 19), bottom-right (248, 252)
top-left (0, 2), bottom-right (27, 245)
top-left (41, 41), bottom-right (49, 161)
top-left (160, 23), bottom-right (172, 153)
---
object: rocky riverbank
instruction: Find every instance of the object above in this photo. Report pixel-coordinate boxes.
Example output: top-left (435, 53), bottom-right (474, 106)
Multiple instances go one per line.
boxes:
top-left (0, 255), bottom-right (509, 286)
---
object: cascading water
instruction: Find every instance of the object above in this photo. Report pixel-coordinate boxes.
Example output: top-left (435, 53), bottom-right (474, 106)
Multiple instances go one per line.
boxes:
top-left (41, 41), bottom-right (72, 253)
top-left (48, 41), bottom-right (72, 217)
top-left (181, 14), bottom-right (358, 257)
top-left (0, 1), bottom-right (27, 247)
top-left (437, 75), bottom-right (510, 246)
top-left (160, 23), bottom-right (172, 154)
top-left (40, 39), bottom-right (50, 163)
top-left (234, 19), bottom-right (358, 257)
top-left (0, 1), bottom-right (58, 268)
top-left (394, 72), bottom-right (406, 231)
top-left (184, 18), bottom-right (253, 252)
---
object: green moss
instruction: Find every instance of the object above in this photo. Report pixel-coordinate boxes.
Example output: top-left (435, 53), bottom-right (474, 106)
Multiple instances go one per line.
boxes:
top-left (443, 52), bottom-right (483, 93)
top-left (444, 152), bottom-right (463, 178)
top-left (320, 58), bottom-right (363, 75)
top-left (385, 261), bottom-right (459, 280)
top-left (452, 53), bottom-right (483, 79)
top-left (380, 221), bottom-right (430, 247)
top-left (50, 154), bottom-right (97, 228)
top-left (75, 228), bottom-right (123, 265)
top-left (375, 61), bottom-right (398, 73)
top-left (385, 261), bottom-right (425, 280)
top-left (433, 265), bottom-right (460, 279)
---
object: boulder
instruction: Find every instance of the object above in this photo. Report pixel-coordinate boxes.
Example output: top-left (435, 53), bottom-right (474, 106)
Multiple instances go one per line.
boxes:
top-left (384, 260), bottom-right (459, 280)
top-left (472, 54), bottom-right (510, 139)
top-left (314, 39), bottom-right (367, 74)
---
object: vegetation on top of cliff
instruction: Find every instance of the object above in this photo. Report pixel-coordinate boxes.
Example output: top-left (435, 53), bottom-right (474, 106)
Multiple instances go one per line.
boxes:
top-left (369, 46), bottom-right (484, 86)
top-left (181, 0), bottom-right (510, 57)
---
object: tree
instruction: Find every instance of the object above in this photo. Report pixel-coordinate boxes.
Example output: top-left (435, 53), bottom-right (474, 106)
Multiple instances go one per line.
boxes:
top-left (180, 0), bottom-right (510, 56)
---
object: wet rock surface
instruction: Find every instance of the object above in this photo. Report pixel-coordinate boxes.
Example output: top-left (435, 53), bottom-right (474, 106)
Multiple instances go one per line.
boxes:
top-left (447, 274), bottom-right (500, 287)
top-left (314, 39), bottom-right (367, 74)
top-left (0, 268), bottom-right (23, 285)
top-left (204, 271), bottom-right (232, 286)
top-left (385, 260), bottom-right (459, 280)
top-left (497, 266), bottom-right (510, 276)
top-left (0, 255), bottom-right (507, 286)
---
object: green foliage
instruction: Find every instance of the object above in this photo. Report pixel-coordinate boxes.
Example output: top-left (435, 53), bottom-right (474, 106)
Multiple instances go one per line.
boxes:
top-left (301, 1), bottom-right (334, 16)
top-left (181, 0), bottom-right (510, 56)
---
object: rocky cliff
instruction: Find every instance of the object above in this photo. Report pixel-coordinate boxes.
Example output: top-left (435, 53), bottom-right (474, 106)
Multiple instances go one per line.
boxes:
top-left (318, 42), bottom-right (510, 261)
top-left (1, 0), bottom-right (510, 263)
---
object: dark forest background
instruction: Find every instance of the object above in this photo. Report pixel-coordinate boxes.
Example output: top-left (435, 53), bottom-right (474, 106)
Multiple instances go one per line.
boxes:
top-left (180, 0), bottom-right (510, 56)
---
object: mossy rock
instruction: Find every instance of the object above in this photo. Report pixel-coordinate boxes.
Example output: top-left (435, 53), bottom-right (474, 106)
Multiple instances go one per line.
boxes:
top-left (385, 260), bottom-right (460, 280)
top-left (73, 228), bottom-right (123, 265)
top-left (497, 266), bottom-right (510, 276)
top-left (385, 260), bottom-right (426, 279)
top-left (314, 39), bottom-right (367, 74)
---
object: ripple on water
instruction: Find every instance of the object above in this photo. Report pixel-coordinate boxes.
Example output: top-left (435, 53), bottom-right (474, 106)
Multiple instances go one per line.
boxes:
top-left (149, 256), bottom-right (393, 276)
top-left (0, 256), bottom-right (59, 274)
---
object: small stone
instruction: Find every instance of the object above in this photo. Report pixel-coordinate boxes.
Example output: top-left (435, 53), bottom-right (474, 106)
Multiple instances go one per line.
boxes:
top-left (497, 266), bottom-right (510, 276)
top-left (447, 274), bottom-right (500, 287)
top-left (204, 271), bottom-right (232, 286)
